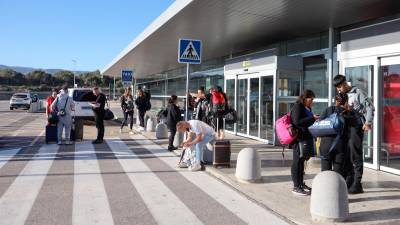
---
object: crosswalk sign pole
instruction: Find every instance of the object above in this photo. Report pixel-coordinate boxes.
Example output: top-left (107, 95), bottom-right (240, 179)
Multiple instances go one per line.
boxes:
top-left (185, 63), bottom-right (189, 121)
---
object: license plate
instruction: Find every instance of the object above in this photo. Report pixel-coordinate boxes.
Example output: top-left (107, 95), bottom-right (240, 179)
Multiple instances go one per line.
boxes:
top-left (82, 106), bottom-right (92, 110)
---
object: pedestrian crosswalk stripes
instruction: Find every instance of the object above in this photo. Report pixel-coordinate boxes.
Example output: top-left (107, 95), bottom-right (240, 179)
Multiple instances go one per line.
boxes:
top-left (73, 141), bottom-right (114, 225)
top-left (0, 148), bottom-right (20, 170)
top-left (0, 144), bottom-right (58, 225)
top-left (106, 138), bottom-right (204, 225)
top-left (0, 136), bottom-right (289, 225)
top-left (131, 135), bottom-right (289, 225)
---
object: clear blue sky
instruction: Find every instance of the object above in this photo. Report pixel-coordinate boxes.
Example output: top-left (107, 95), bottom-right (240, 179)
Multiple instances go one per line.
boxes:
top-left (0, 0), bottom-right (175, 71)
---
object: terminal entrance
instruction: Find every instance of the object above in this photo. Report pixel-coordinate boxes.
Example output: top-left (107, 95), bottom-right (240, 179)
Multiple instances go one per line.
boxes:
top-left (226, 74), bottom-right (274, 142)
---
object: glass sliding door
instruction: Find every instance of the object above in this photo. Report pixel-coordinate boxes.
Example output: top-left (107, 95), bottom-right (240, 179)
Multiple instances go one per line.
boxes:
top-left (249, 78), bottom-right (260, 137)
top-left (345, 65), bottom-right (374, 164)
top-left (225, 79), bottom-right (235, 132)
top-left (260, 76), bottom-right (274, 141)
top-left (381, 59), bottom-right (400, 171)
top-left (237, 78), bottom-right (248, 134)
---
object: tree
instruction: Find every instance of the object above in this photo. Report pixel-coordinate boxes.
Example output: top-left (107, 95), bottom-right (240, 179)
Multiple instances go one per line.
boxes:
top-left (0, 69), bottom-right (26, 85)
top-left (26, 70), bottom-right (54, 86)
top-left (54, 70), bottom-right (74, 86)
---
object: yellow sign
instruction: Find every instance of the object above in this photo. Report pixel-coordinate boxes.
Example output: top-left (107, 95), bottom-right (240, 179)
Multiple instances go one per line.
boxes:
top-left (242, 60), bottom-right (251, 67)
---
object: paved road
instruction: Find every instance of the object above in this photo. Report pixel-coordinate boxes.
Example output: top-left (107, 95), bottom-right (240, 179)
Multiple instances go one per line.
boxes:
top-left (0, 101), bottom-right (289, 225)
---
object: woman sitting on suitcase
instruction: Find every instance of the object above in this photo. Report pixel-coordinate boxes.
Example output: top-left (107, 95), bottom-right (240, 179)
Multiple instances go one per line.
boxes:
top-left (319, 93), bottom-right (355, 177)
top-left (177, 120), bottom-right (216, 172)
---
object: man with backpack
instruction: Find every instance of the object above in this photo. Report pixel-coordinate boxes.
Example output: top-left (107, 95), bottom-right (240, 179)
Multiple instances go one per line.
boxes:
top-left (211, 86), bottom-right (227, 139)
top-left (193, 86), bottom-right (210, 123)
top-left (333, 75), bottom-right (375, 194)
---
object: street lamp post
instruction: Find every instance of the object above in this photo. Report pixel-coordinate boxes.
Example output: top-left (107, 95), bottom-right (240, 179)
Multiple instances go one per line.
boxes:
top-left (72, 59), bottom-right (77, 88)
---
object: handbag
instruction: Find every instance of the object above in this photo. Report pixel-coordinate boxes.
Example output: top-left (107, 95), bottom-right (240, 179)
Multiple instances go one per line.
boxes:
top-left (308, 112), bottom-right (344, 137)
top-left (104, 109), bottom-right (114, 120)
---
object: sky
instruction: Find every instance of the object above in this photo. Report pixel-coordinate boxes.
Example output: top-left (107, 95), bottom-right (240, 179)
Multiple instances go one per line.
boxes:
top-left (0, 0), bottom-right (175, 71)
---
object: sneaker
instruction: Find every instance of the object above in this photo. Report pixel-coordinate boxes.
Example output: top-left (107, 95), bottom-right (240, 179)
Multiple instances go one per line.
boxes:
top-left (57, 141), bottom-right (62, 145)
top-left (177, 162), bottom-right (188, 168)
top-left (120, 128), bottom-right (123, 134)
top-left (65, 141), bottom-right (72, 145)
top-left (348, 183), bottom-right (364, 194)
top-left (189, 162), bottom-right (201, 172)
top-left (302, 182), bottom-right (312, 194)
top-left (292, 187), bottom-right (309, 196)
top-left (129, 129), bottom-right (134, 135)
top-left (92, 139), bottom-right (103, 144)
top-left (168, 146), bottom-right (178, 151)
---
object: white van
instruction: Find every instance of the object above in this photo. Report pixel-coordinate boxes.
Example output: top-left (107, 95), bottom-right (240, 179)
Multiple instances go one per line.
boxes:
top-left (68, 88), bottom-right (95, 120)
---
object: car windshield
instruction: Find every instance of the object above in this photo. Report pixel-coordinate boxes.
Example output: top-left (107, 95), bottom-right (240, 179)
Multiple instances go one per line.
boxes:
top-left (73, 90), bottom-right (95, 102)
top-left (13, 94), bottom-right (28, 98)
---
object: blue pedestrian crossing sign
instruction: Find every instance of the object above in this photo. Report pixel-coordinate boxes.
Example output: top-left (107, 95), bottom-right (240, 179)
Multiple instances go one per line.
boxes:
top-left (178, 39), bottom-right (201, 64)
top-left (121, 70), bottom-right (133, 87)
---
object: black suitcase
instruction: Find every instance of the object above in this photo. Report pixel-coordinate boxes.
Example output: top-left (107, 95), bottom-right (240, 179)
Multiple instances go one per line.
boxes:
top-left (46, 124), bottom-right (58, 143)
top-left (213, 140), bottom-right (231, 167)
top-left (71, 118), bottom-right (84, 141)
top-left (213, 118), bottom-right (231, 167)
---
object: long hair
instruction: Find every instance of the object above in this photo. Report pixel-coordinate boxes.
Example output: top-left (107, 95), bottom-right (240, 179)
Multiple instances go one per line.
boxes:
top-left (124, 87), bottom-right (132, 97)
top-left (168, 95), bottom-right (177, 105)
top-left (296, 89), bottom-right (315, 104)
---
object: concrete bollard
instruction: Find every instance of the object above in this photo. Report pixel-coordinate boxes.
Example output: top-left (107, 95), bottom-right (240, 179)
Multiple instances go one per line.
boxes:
top-left (310, 171), bottom-right (349, 222)
top-left (235, 148), bottom-right (261, 183)
top-left (155, 123), bottom-right (168, 139)
top-left (173, 131), bottom-right (184, 148)
top-left (146, 118), bottom-right (155, 132)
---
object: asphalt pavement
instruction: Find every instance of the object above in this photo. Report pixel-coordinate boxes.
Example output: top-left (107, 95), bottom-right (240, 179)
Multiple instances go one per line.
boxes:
top-left (0, 100), bottom-right (290, 225)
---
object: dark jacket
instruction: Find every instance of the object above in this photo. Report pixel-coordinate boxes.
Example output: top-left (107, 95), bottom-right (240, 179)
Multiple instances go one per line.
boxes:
top-left (166, 103), bottom-right (182, 129)
top-left (291, 102), bottom-right (315, 141)
top-left (121, 95), bottom-right (134, 112)
top-left (135, 96), bottom-right (148, 112)
top-left (194, 98), bottom-right (209, 122)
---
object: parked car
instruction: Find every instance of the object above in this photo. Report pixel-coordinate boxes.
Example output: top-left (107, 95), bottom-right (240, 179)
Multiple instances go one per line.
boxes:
top-left (68, 88), bottom-right (95, 120)
top-left (9, 92), bottom-right (38, 110)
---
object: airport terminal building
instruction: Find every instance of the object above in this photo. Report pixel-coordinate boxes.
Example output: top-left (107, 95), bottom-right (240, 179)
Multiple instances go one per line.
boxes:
top-left (103, 0), bottom-right (400, 175)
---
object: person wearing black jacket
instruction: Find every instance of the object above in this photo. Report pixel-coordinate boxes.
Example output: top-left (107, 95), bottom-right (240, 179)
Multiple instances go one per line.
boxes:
top-left (319, 93), bottom-right (355, 177)
top-left (120, 87), bottom-right (135, 134)
top-left (135, 89), bottom-right (148, 129)
top-left (89, 87), bottom-right (106, 144)
top-left (290, 89), bottom-right (319, 196)
top-left (167, 95), bottom-right (182, 151)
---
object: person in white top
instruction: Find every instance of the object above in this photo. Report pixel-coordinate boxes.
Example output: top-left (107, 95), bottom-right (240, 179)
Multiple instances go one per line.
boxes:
top-left (51, 85), bottom-right (75, 145)
top-left (177, 120), bottom-right (216, 171)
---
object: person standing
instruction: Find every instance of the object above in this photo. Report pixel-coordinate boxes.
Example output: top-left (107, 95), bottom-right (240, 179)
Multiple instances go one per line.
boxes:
top-left (51, 85), bottom-right (75, 145)
top-left (46, 88), bottom-right (58, 124)
top-left (120, 87), bottom-right (135, 134)
top-left (135, 88), bottom-right (149, 130)
top-left (89, 87), bottom-right (106, 144)
top-left (290, 89), bottom-right (319, 196)
top-left (166, 95), bottom-right (182, 151)
top-left (193, 86), bottom-right (210, 123)
top-left (333, 74), bottom-right (375, 194)
top-left (210, 86), bottom-right (228, 139)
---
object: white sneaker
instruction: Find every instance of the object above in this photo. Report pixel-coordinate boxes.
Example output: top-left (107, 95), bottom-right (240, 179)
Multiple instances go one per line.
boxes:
top-left (57, 141), bottom-right (62, 145)
top-left (129, 129), bottom-right (134, 135)
top-left (120, 128), bottom-right (123, 134)
top-left (65, 141), bottom-right (72, 145)
top-left (189, 162), bottom-right (201, 172)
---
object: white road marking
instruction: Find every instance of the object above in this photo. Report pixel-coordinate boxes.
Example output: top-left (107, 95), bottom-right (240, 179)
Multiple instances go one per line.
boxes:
top-left (131, 134), bottom-right (289, 225)
top-left (0, 148), bottom-right (20, 170)
top-left (106, 138), bottom-right (203, 225)
top-left (72, 141), bottom-right (114, 225)
top-left (0, 144), bottom-right (58, 225)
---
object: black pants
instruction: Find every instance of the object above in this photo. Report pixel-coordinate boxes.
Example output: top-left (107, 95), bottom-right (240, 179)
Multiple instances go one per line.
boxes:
top-left (320, 137), bottom-right (346, 177)
top-left (291, 141), bottom-right (306, 188)
top-left (168, 126), bottom-right (177, 148)
top-left (139, 110), bottom-right (146, 128)
top-left (344, 125), bottom-right (364, 185)
top-left (95, 110), bottom-right (105, 141)
top-left (121, 110), bottom-right (134, 130)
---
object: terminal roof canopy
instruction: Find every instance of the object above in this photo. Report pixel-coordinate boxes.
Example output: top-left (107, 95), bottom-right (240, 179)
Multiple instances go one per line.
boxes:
top-left (102, 0), bottom-right (400, 78)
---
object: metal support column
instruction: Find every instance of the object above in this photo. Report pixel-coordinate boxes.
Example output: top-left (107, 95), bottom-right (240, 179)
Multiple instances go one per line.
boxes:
top-left (328, 27), bottom-right (334, 106)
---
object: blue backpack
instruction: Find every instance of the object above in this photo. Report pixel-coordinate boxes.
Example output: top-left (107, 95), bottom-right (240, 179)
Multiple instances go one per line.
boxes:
top-left (308, 112), bottom-right (344, 138)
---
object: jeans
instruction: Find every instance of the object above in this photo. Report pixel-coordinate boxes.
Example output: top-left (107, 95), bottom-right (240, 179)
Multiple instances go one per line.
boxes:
top-left (57, 115), bottom-right (72, 142)
top-left (121, 110), bottom-right (134, 130)
top-left (168, 126), bottom-right (177, 148)
top-left (95, 110), bottom-right (105, 141)
top-left (139, 110), bottom-right (146, 128)
top-left (195, 134), bottom-right (215, 163)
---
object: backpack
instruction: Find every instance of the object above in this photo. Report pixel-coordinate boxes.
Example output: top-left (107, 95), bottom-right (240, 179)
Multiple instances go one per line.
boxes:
top-left (275, 113), bottom-right (298, 145)
top-left (211, 91), bottom-right (226, 114)
top-left (224, 107), bottom-right (238, 124)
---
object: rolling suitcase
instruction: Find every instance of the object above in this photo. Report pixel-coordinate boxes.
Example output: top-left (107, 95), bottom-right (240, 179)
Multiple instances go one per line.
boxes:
top-left (213, 118), bottom-right (231, 168)
top-left (46, 124), bottom-right (58, 143)
top-left (70, 118), bottom-right (84, 141)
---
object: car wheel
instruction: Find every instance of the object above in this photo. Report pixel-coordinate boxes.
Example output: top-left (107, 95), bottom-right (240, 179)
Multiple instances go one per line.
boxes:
top-left (10, 107), bottom-right (13, 110)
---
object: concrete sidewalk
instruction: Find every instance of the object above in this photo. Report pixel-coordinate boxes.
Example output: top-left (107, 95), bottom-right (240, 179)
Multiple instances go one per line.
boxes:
top-left (136, 126), bottom-right (400, 225)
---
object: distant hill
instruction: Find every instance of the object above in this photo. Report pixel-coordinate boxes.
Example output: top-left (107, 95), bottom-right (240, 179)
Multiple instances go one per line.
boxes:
top-left (0, 64), bottom-right (87, 75)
